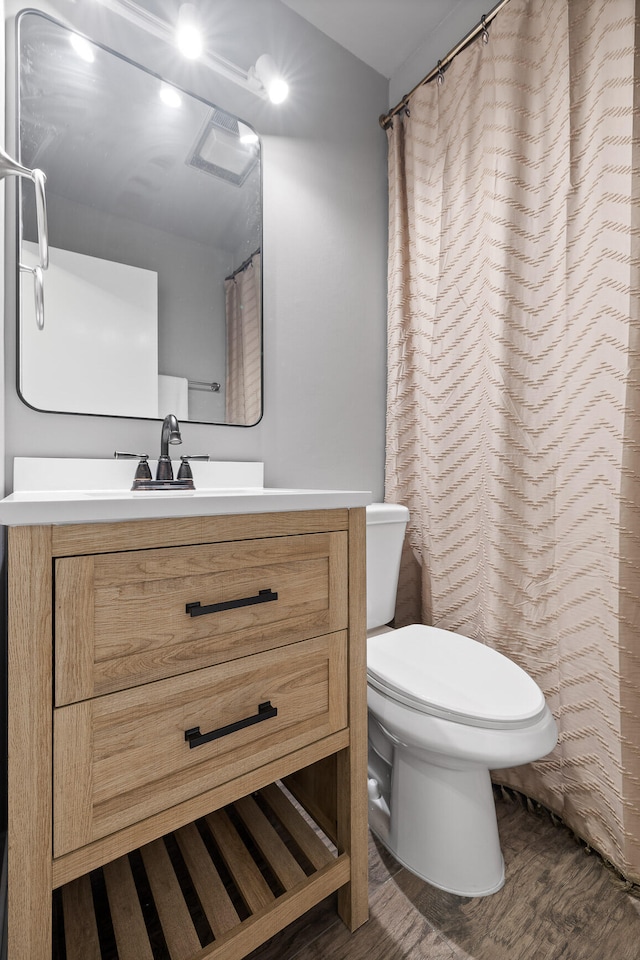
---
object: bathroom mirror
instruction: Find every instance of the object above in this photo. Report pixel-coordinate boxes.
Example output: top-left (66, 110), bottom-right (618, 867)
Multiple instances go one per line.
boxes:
top-left (16, 10), bottom-right (262, 426)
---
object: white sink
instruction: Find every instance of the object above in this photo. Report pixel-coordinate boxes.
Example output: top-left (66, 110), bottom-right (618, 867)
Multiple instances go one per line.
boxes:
top-left (12, 456), bottom-right (265, 494)
top-left (0, 457), bottom-right (372, 526)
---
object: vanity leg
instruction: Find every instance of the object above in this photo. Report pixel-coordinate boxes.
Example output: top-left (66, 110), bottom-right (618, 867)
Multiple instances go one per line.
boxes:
top-left (337, 507), bottom-right (369, 931)
top-left (7, 525), bottom-right (53, 960)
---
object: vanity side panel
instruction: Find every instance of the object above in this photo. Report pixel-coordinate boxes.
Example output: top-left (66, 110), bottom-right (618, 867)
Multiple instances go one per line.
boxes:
top-left (7, 525), bottom-right (53, 960)
top-left (283, 756), bottom-right (338, 840)
top-left (337, 506), bottom-right (368, 929)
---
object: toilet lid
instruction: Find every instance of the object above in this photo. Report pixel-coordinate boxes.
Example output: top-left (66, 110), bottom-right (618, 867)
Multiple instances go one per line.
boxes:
top-left (367, 624), bottom-right (547, 729)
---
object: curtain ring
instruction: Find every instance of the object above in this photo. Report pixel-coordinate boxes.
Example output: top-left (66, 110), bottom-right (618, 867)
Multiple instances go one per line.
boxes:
top-left (437, 60), bottom-right (445, 85)
top-left (481, 14), bottom-right (490, 43)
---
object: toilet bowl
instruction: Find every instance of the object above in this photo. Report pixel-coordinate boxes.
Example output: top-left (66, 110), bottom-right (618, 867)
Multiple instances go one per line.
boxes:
top-left (365, 504), bottom-right (558, 897)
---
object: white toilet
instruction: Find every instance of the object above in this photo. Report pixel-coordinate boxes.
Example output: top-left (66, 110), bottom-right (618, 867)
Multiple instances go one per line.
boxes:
top-left (366, 503), bottom-right (558, 897)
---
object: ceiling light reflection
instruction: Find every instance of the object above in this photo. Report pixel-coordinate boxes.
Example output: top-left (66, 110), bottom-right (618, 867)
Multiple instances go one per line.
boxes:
top-left (176, 3), bottom-right (203, 60)
top-left (159, 84), bottom-right (182, 108)
top-left (70, 33), bottom-right (95, 63)
top-left (252, 54), bottom-right (289, 104)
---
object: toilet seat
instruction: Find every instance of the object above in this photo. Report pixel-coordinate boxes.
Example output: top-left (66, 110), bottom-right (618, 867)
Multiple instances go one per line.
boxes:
top-left (367, 624), bottom-right (547, 730)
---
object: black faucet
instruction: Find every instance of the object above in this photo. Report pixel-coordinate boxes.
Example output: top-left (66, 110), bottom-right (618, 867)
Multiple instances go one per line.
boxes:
top-left (156, 414), bottom-right (182, 481)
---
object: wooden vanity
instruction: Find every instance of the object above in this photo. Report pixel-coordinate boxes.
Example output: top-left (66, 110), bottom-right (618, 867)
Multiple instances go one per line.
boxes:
top-left (6, 506), bottom-right (368, 960)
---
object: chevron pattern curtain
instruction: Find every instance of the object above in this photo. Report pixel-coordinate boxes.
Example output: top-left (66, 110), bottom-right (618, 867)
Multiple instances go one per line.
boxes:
top-left (225, 252), bottom-right (262, 425)
top-left (385, 0), bottom-right (640, 882)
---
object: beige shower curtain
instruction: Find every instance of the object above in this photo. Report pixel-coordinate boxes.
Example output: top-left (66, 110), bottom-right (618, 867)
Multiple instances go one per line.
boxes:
top-left (386, 0), bottom-right (640, 882)
top-left (225, 252), bottom-right (262, 425)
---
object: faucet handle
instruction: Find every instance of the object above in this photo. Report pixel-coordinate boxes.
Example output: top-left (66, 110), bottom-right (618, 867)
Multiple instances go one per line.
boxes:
top-left (114, 452), bottom-right (152, 481)
top-left (177, 455), bottom-right (210, 481)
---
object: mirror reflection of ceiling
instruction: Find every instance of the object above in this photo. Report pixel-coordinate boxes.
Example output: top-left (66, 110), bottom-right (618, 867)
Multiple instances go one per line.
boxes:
top-left (18, 11), bottom-right (263, 428)
top-left (19, 15), bottom-right (260, 251)
top-left (131, 0), bottom-right (466, 80)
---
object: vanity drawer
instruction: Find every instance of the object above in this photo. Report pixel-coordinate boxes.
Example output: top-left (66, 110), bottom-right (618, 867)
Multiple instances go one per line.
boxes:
top-left (53, 632), bottom-right (347, 857)
top-left (54, 531), bottom-right (348, 704)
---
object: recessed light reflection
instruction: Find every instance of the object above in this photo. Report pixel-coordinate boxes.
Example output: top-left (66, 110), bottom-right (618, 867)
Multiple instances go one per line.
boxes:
top-left (70, 33), bottom-right (95, 63)
top-left (159, 85), bottom-right (182, 108)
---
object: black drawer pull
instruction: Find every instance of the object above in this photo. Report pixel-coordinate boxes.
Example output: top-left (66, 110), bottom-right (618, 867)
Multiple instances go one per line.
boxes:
top-left (184, 701), bottom-right (277, 748)
top-left (186, 588), bottom-right (278, 618)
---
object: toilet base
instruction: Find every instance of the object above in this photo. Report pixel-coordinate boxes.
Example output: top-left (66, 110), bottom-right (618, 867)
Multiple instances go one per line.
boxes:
top-left (369, 744), bottom-right (505, 897)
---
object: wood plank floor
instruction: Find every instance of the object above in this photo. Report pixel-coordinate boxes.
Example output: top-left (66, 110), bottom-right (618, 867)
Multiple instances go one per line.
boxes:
top-left (248, 789), bottom-right (640, 960)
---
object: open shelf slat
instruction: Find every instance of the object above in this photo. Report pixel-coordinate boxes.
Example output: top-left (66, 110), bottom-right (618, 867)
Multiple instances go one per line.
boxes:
top-left (174, 823), bottom-right (240, 938)
top-left (103, 856), bottom-right (154, 960)
top-left (259, 782), bottom-right (335, 869)
top-left (140, 839), bottom-right (202, 959)
top-left (204, 809), bottom-right (275, 912)
top-left (233, 795), bottom-right (307, 889)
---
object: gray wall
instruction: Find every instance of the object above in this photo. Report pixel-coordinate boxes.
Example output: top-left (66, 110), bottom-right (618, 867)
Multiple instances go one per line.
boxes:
top-left (3, 0), bottom-right (389, 497)
top-left (389, 0), bottom-right (496, 107)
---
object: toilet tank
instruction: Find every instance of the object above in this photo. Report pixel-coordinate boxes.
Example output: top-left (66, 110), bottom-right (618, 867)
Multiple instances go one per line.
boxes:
top-left (366, 503), bottom-right (410, 631)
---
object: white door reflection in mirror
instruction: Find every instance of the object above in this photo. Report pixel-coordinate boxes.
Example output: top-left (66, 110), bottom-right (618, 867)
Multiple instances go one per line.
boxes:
top-left (20, 242), bottom-right (158, 418)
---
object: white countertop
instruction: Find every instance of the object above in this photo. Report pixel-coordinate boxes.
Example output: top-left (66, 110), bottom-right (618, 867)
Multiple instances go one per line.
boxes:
top-left (0, 458), bottom-right (372, 526)
top-left (0, 487), bottom-right (372, 526)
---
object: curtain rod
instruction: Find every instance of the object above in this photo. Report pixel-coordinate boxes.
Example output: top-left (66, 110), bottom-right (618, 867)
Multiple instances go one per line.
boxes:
top-left (225, 248), bottom-right (261, 283)
top-left (379, 0), bottom-right (512, 130)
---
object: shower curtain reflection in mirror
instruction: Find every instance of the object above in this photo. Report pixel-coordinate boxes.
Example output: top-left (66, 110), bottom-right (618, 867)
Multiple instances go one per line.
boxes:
top-left (225, 251), bottom-right (262, 425)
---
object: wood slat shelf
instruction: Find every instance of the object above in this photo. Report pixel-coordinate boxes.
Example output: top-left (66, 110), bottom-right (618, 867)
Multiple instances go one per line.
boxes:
top-left (53, 783), bottom-right (343, 960)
